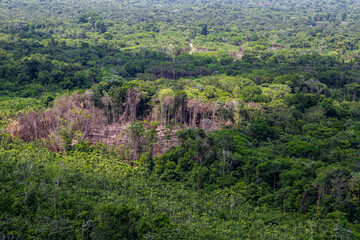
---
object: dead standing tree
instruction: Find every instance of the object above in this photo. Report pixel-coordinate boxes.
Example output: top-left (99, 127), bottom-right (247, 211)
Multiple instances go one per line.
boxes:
top-left (8, 94), bottom-right (106, 151)
top-left (199, 101), bottom-right (219, 131)
top-left (210, 102), bottom-right (219, 123)
top-left (101, 92), bottom-right (115, 124)
top-left (119, 87), bottom-right (143, 123)
top-left (187, 98), bottom-right (202, 127)
top-left (158, 88), bottom-right (175, 126)
top-left (163, 95), bottom-right (175, 126)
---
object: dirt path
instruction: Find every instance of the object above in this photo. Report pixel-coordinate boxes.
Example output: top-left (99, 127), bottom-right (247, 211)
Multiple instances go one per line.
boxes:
top-left (189, 41), bottom-right (195, 55)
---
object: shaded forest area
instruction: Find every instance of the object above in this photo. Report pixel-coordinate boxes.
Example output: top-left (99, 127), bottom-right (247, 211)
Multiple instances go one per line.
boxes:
top-left (0, 0), bottom-right (360, 239)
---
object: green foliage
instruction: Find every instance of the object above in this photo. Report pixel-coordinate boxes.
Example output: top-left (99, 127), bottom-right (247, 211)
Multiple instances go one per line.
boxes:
top-left (250, 117), bottom-right (275, 141)
top-left (93, 203), bottom-right (141, 239)
top-left (1, 0), bottom-right (360, 238)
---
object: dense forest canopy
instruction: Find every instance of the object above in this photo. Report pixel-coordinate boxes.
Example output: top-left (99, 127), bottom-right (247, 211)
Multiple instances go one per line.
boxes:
top-left (0, 0), bottom-right (360, 239)
top-left (1, 0), bottom-right (360, 96)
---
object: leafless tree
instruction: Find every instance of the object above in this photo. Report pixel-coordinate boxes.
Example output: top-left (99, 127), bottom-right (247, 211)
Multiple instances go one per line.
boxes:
top-left (119, 87), bottom-right (143, 123)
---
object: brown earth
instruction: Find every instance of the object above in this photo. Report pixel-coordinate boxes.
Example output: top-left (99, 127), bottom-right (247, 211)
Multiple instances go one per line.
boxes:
top-left (88, 123), bottom-right (180, 156)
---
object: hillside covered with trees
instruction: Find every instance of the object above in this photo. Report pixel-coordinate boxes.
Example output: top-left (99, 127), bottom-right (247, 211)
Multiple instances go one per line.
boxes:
top-left (0, 0), bottom-right (360, 239)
